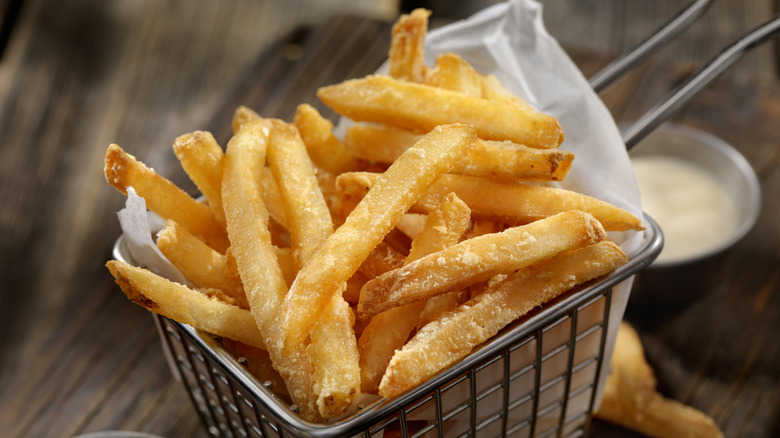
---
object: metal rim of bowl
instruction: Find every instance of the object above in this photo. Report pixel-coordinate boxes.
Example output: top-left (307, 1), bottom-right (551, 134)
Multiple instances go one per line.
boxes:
top-left (630, 124), bottom-right (762, 269)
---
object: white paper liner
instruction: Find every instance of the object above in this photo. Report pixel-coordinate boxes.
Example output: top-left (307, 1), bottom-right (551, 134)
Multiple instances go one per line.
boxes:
top-left (114, 0), bottom-right (644, 431)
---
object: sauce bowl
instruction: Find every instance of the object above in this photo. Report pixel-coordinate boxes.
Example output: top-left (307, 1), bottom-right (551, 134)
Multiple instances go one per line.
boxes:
top-left (626, 124), bottom-right (761, 312)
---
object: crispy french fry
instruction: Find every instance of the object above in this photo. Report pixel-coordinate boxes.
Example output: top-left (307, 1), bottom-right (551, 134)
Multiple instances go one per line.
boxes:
top-left (307, 295), bottom-right (360, 415)
top-left (317, 74), bottom-right (563, 148)
top-left (267, 118), bottom-right (361, 417)
top-left (357, 242), bottom-right (406, 279)
top-left (106, 260), bottom-right (265, 350)
top-left (337, 172), bottom-right (643, 231)
top-left (104, 144), bottom-right (230, 252)
top-left (157, 220), bottom-right (247, 309)
top-left (281, 123), bottom-right (477, 352)
top-left (293, 103), bottom-right (362, 175)
top-left (596, 323), bottom-right (724, 438)
top-left (173, 131), bottom-right (226, 226)
top-left (405, 192), bottom-right (471, 263)
top-left (387, 8), bottom-right (430, 83)
top-left (259, 165), bottom-right (290, 230)
top-left (479, 73), bottom-right (534, 110)
top-left (222, 118), bottom-right (321, 421)
top-left (232, 105), bottom-right (261, 134)
top-left (424, 52), bottom-right (482, 96)
top-left (358, 210), bottom-right (607, 317)
top-left (344, 124), bottom-right (573, 181)
top-left (267, 119), bottom-right (334, 266)
top-left (394, 213), bottom-right (428, 240)
top-left (378, 241), bottom-right (628, 398)
top-left (357, 192), bottom-right (471, 393)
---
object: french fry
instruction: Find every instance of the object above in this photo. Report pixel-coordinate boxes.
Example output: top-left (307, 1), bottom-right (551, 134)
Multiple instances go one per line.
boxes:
top-left (387, 8), bottom-right (430, 83)
top-left (259, 165), bottom-right (289, 230)
top-left (267, 118), bottom-right (361, 417)
top-left (267, 119), bottom-right (333, 266)
top-left (358, 210), bottom-right (607, 317)
top-left (596, 323), bottom-right (724, 438)
top-left (293, 103), bottom-right (362, 175)
top-left (394, 213), bottom-right (428, 240)
top-left (104, 144), bottom-right (230, 253)
top-left (424, 52), bottom-right (482, 96)
top-left (232, 105), bottom-right (261, 134)
top-left (172, 131), bottom-right (226, 226)
top-left (307, 295), bottom-right (360, 415)
top-left (344, 124), bottom-right (574, 181)
top-left (337, 172), bottom-right (643, 231)
top-left (358, 192), bottom-right (471, 393)
top-left (358, 242), bottom-right (406, 279)
top-left (106, 260), bottom-right (265, 350)
top-left (479, 73), bottom-right (535, 110)
top-left (281, 123), bottom-right (477, 352)
top-left (222, 118), bottom-right (321, 421)
top-left (157, 220), bottom-right (247, 309)
top-left (317, 74), bottom-right (563, 148)
top-left (378, 240), bottom-right (628, 398)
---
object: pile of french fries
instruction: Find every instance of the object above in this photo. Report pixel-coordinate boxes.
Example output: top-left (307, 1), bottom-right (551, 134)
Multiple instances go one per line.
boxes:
top-left (104, 9), bottom-right (643, 423)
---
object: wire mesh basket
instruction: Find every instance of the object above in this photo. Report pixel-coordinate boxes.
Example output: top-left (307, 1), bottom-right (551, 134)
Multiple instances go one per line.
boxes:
top-left (112, 215), bottom-right (662, 438)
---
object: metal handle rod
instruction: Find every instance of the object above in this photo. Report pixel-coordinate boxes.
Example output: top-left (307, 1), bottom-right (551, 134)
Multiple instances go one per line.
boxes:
top-left (589, 0), bottom-right (713, 93)
top-left (622, 14), bottom-right (780, 149)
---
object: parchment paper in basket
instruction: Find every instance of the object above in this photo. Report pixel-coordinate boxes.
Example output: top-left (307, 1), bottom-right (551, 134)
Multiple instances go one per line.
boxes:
top-left (380, 0), bottom-right (644, 415)
top-left (116, 187), bottom-right (188, 381)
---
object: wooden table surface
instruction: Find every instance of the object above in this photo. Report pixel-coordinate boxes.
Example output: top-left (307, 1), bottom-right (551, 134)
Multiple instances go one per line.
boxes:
top-left (1, 1), bottom-right (778, 437)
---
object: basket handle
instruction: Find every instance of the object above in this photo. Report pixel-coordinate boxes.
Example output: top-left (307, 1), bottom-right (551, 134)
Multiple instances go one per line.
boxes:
top-left (622, 14), bottom-right (780, 149)
top-left (589, 0), bottom-right (713, 93)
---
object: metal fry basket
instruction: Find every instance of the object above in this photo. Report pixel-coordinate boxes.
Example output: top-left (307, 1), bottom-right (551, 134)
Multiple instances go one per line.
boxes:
top-left (112, 216), bottom-right (662, 438)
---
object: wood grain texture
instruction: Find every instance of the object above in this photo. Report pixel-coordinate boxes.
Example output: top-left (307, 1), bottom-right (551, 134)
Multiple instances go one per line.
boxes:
top-left (0, 1), bottom-right (778, 437)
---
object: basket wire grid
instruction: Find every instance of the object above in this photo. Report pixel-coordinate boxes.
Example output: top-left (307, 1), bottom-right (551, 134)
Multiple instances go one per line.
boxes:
top-left (113, 215), bottom-right (663, 438)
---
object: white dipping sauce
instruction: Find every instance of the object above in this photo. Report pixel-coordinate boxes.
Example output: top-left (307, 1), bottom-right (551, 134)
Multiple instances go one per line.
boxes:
top-left (631, 155), bottom-right (739, 263)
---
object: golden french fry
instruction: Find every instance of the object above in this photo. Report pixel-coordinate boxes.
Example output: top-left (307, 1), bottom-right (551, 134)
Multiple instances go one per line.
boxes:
top-left (394, 213), bottom-right (428, 240)
top-left (307, 295), bottom-right (360, 415)
top-left (293, 103), bottom-right (362, 175)
top-left (596, 323), bottom-right (724, 438)
top-left (337, 172), bottom-right (643, 231)
top-left (358, 242), bottom-right (406, 279)
top-left (281, 123), bottom-right (477, 352)
top-left (479, 73), bottom-right (535, 110)
top-left (317, 74), bottom-right (563, 148)
top-left (172, 131), bottom-right (226, 226)
top-left (358, 210), bottom-right (607, 317)
top-left (222, 118), bottom-right (321, 421)
top-left (406, 192), bottom-right (471, 262)
top-left (268, 118), bottom-right (361, 417)
top-left (387, 8), bottom-right (430, 83)
top-left (106, 260), bottom-right (265, 350)
top-left (267, 119), bottom-right (334, 266)
top-left (416, 290), bottom-right (470, 330)
top-left (272, 246), bottom-right (298, 288)
top-left (259, 165), bottom-right (289, 230)
top-left (424, 52), bottom-right (482, 96)
top-left (232, 105), bottom-right (261, 134)
top-left (344, 123), bottom-right (573, 181)
top-left (104, 144), bottom-right (230, 253)
top-left (378, 241), bottom-right (628, 398)
top-left (357, 192), bottom-right (471, 393)
top-left (157, 220), bottom-right (247, 309)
